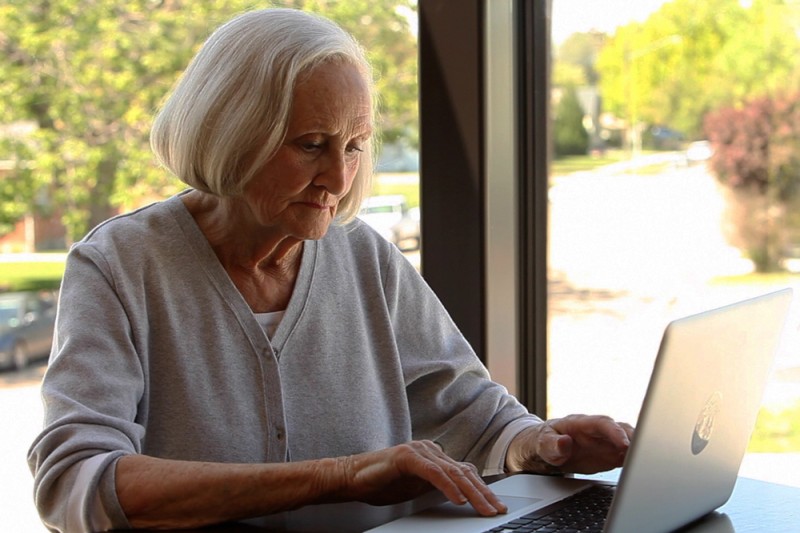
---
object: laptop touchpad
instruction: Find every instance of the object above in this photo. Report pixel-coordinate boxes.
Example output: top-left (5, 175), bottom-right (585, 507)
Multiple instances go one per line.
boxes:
top-left (417, 496), bottom-right (542, 518)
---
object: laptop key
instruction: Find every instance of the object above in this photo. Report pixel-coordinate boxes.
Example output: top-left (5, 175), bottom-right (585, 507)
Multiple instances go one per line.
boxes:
top-left (483, 485), bottom-right (614, 533)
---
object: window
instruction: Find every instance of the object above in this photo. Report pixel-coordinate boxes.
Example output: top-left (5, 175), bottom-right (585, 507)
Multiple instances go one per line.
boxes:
top-left (549, 0), bottom-right (800, 485)
top-left (420, 0), bottom-right (800, 487)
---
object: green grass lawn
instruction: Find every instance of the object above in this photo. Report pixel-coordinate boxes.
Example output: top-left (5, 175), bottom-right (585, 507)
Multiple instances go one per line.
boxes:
top-left (711, 271), bottom-right (800, 286)
top-left (0, 257), bottom-right (66, 292)
top-left (750, 401), bottom-right (800, 452)
top-left (550, 149), bottom-right (677, 177)
top-left (551, 150), bottom-right (630, 175)
top-left (371, 176), bottom-right (420, 208)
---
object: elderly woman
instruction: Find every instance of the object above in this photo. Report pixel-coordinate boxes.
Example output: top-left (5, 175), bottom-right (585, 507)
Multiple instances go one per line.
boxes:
top-left (28, 8), bottom-right (632, 532)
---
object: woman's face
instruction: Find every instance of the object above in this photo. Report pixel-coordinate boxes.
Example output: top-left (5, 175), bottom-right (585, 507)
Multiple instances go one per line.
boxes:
top-left (241, 61), bottom-right (372, 241)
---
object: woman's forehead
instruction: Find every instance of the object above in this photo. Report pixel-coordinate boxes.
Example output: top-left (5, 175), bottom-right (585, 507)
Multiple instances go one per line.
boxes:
top-left (289, 63), bottom-right (373, 135)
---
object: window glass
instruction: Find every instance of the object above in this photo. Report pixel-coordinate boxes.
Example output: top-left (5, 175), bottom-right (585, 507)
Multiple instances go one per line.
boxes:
top-left (0, 4), bottom-right (421, 530)
top-left (549, 0), bottom-right (800, 487)
top-left (360, 7), bottom-right (421, 271)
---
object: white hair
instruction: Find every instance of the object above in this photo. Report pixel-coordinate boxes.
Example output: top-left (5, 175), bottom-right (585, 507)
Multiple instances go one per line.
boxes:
top-left (150, 8), bottom-right (376, 222)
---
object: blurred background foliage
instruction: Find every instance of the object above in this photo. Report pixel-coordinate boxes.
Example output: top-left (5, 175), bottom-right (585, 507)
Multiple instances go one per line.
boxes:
top-left (0, 0), bottom-right (418, 242)
top-left (553, 0), bottom-right (800, 271)
top-left (592, 0), bottom-right (800, 140)
top-left (3, 0), bottom-right (800, 270)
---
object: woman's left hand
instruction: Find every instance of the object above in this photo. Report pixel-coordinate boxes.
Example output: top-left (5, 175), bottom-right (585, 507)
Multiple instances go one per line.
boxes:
top-left (505, 415), bottom-right (635, 475)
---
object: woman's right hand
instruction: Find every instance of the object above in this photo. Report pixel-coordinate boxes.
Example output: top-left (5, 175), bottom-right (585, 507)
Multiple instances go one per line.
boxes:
top-left (331, 440), bottom-right (508, 517)
top-left (115, 442), bottom-right (507, 530)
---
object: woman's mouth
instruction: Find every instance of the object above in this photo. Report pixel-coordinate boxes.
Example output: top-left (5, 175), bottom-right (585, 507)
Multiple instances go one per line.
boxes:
top-left (299, 201), bottom-right (334, 210)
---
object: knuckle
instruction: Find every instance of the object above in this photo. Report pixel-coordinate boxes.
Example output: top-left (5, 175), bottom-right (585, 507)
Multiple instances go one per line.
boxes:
top-left (419, 459), bottom-right (443, 477)
top-left (446, 462), bottom-right (474, 478)
top-left (400, 442), bottom-right (418, 452)
top-left (405, 440), bottom-right (432, 451)
top-left (460, 462), bottom-right (477, 474)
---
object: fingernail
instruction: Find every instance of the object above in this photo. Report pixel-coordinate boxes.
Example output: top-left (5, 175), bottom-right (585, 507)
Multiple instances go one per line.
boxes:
top-left (557, 435), bottom-right (572, 453)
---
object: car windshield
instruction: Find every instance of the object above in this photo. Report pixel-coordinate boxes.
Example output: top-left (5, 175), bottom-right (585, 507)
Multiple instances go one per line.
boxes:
top-left (0, 302), bottom-right (20, 326)
top-left (362, 205), bottom-right (399, 214)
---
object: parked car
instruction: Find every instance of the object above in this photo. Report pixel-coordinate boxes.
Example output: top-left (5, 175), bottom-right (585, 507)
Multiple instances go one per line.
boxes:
top-left (358, 195), bottom-right (421, 251)
top-left (781, 244), bottom-right (800, 273)
top-left (685, 140), bottom-right (714, 164)
top-left (0, 291), bottom-right (57, 371)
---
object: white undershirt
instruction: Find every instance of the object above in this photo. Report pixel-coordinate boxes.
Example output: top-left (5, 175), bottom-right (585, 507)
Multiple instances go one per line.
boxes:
top-left (254, 310), bottom-right (285, 339)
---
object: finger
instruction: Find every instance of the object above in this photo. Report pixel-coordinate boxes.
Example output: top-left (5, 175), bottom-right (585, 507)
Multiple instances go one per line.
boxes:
top-left (413, 452), bottom-right (506, 516)
top-left (535, 424), bottom-right (573, 466)
top-left (557, 415), bottom-right (632, 449)
top-left (450, 463), bottom-right (508, 516)
top-left (620, 422), bottom-right (635, 442)
top-left (537, 417), bottom-right (635, 474)
top-left (605, 419), bottom-right (633, 448)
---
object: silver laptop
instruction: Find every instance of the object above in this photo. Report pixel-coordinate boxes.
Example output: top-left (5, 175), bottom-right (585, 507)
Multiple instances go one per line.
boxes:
top-left (369, 288), bottom-right (793, 533)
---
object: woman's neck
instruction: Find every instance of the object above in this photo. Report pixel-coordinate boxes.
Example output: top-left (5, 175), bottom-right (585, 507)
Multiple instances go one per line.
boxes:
top-left (182, 190), bottom-right (305, 313)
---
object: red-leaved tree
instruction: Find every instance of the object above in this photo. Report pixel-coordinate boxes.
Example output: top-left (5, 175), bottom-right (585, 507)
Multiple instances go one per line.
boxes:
top-left (705, 92), bottom-right (800, 271)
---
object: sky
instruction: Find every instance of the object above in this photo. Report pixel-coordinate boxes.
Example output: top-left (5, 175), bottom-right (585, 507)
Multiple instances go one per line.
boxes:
top-left (551, 0), bottom-right (673, 44)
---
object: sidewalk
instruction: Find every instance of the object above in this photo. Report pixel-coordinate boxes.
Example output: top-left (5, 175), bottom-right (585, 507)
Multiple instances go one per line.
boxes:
top-left (0, 367), bottom-right (47, 532)
top-left (0, 252), bottom-right (67, 262)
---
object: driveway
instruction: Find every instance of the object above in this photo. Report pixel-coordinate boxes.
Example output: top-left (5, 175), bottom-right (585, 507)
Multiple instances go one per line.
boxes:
top-left (546, 158), bottom-right (800, 424)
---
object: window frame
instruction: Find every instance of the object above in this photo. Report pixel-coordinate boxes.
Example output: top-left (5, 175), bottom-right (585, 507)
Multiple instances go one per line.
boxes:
top-left (418, 0), bottom-right (551, 415)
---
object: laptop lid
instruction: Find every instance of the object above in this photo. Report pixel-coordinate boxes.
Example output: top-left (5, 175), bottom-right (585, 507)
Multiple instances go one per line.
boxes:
top-left (605, 287), bottom-right (793, 532)
top-left (368, 288), bottom-right (793, 533)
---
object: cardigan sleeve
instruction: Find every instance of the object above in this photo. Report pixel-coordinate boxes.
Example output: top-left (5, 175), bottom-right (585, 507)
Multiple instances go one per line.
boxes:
top-left (381, 244), bottom-right (542, 471)
top-left (28, 243), bottom-right (141, 532)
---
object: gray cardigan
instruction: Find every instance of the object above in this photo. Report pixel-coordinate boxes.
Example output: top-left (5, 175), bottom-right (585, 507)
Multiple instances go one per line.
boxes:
top-left (28, 192), bottom-right (537, 531)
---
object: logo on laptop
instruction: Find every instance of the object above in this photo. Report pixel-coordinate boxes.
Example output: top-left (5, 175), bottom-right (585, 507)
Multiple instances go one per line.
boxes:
top-left (692, 391), bottom-right (723, 455)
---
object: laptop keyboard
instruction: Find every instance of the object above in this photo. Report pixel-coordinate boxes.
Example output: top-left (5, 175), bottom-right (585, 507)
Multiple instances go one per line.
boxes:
top-left (483, 484), bottom-right (616, 533)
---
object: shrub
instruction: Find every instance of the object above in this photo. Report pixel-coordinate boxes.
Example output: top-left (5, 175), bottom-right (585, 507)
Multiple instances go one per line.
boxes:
top-left (554, 87), bottom-right (590, 157)
top-left (705, 92), bottom-right (800, 271)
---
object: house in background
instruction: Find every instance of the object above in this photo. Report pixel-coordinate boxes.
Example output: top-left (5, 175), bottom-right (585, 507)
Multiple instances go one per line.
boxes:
top-left (0, 164), bottom-right (66, 254)
top-left (0, 212), bottom-right (66, 254)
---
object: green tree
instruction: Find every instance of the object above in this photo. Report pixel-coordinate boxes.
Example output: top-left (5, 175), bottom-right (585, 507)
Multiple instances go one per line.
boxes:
top-left (0, 0), bottom-right (418, 244)
top-left (553, 87), bottom-right (589, 157)
top-left (597, 0), bottom-right (800, 139)
top-left (555, 31), bottom-right (606, 86)
top-left (0, 0), bottom-right (229, 242)
top-left (0, 128), bottom-right (38, 235)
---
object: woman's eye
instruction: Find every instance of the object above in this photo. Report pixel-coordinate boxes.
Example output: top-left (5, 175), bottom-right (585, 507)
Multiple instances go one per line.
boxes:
top-left (302, 142), bottom-right (323, 152)
top-left (346, 145), bottom-right (364, 154)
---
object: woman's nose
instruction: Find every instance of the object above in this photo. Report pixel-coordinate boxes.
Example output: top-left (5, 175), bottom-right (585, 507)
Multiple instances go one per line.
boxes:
top-left (314, 153), bottom-right (350, 195)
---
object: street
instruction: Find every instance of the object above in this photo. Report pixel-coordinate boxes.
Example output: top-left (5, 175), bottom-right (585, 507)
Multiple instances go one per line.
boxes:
top-left (548, 156), bottom-right (752, 292)
top-left (546, 157), bottom-right (800, 476)
top-left (0, 363), bottom-right (47, 532)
